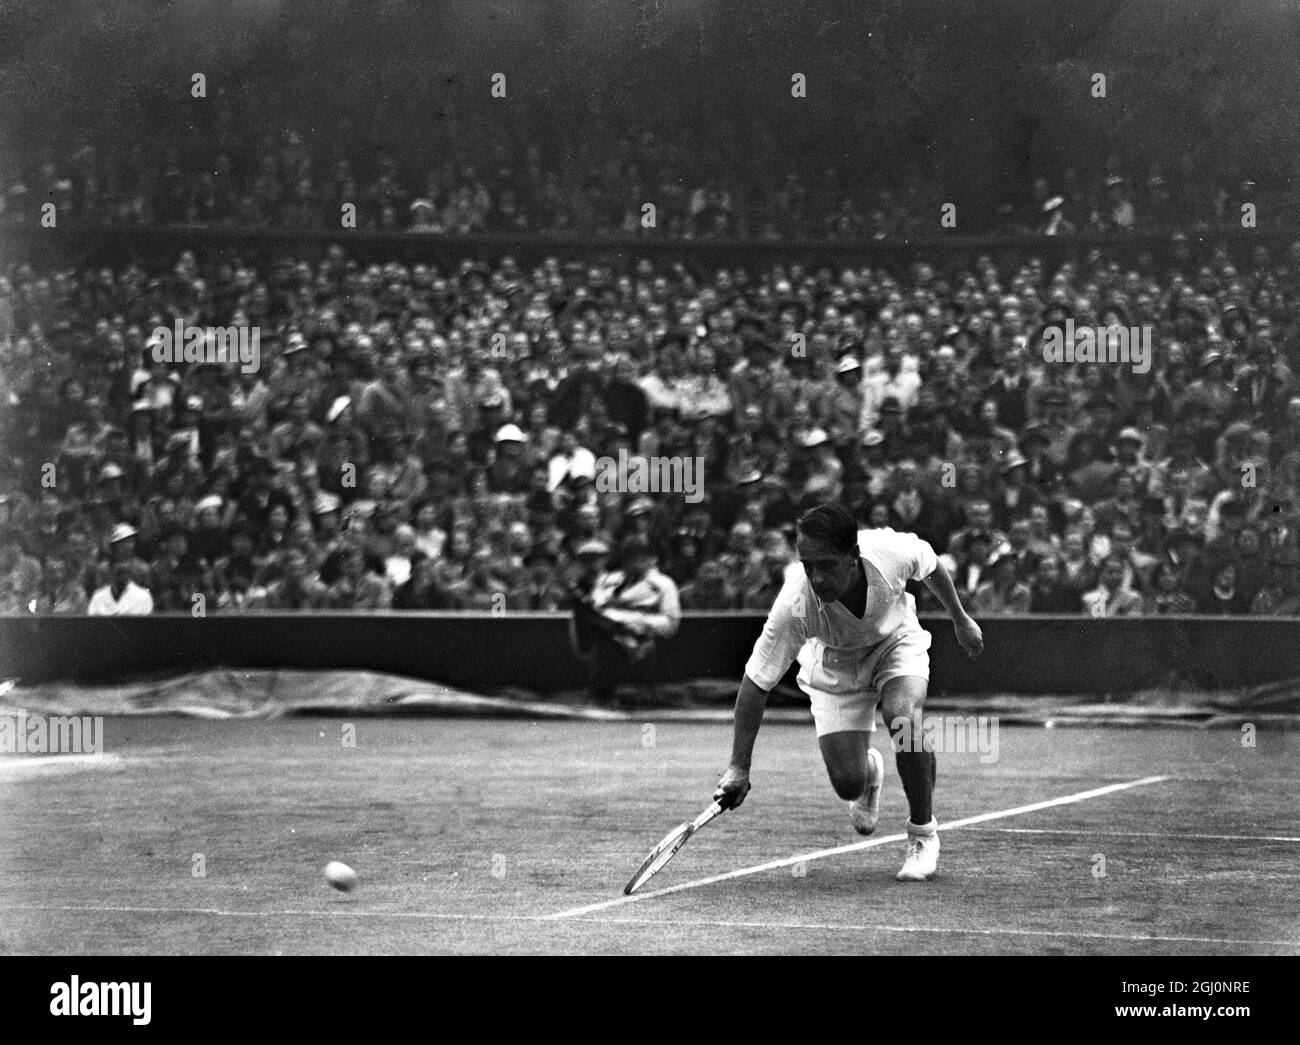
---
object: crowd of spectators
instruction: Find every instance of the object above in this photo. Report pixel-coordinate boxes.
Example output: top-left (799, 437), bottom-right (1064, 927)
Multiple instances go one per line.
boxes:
top-left (4, 234), bottom-right (1300, 618)
top-left (4, 122), bottom-right (1292, 239)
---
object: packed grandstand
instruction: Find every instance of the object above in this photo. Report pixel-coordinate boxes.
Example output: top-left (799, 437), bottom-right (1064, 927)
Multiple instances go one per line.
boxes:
top-left (4, 221), bottom-right (1300, 617)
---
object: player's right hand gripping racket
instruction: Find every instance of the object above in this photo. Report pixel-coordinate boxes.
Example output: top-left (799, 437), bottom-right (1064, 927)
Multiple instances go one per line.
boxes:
top-left (623, 784), bottom-right (749, 895)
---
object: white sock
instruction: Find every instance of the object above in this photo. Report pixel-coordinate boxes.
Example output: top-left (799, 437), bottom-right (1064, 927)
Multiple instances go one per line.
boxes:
top-left (906, 817), bottom-right (938, 836)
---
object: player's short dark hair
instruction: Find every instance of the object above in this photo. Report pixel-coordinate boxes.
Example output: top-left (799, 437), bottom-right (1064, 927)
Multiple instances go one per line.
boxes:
top-left (796, 503), bottom-right (858, 555)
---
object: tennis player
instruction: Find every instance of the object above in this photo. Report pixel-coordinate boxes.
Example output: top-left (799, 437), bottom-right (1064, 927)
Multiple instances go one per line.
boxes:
top-left (714, 503), bottom-right (983, 881)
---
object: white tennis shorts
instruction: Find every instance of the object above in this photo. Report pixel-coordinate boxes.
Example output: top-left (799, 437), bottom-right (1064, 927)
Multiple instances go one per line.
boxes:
top-left (795, 627), bottom-right (932, 736)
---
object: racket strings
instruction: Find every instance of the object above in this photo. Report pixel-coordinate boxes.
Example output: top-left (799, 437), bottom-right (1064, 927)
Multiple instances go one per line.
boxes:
top-left (628, 824), bottom-right (692, 892)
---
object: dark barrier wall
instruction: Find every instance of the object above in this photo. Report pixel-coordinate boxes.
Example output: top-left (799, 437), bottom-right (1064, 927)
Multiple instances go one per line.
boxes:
top-left (1, 614), bottom-right (1297, 695)
top-left (5, 224), bottom-right (1295, 274)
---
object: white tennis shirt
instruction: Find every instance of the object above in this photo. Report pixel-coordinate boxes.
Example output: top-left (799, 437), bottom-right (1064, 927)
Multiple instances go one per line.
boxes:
top-left (744, 528), bottom-right (939, 692)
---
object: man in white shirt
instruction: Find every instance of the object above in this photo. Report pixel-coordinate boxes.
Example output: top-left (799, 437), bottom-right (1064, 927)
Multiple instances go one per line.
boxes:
top-left (714, 503), bottom-right (983, 882)
top-left (579, 536), bottom-right (681, 701)
top-left (88, 560), bottom-right (154, 616)
top-left (548, 430), bottom-right (598, 492)
top-left (860, 345), bottom-right (923, 431)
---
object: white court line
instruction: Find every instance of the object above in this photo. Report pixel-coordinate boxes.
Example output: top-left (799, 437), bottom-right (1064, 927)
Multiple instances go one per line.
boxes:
top-left (0, 754), bottom-right (121, 776)
top-left (977, 827), bottom-right (1300, 843)
top-left (544, 774), bottom-right (1170, 920)
top-left (0, 903), bottom-right (505, 921)
top-left (1, 903), bottom-right (1294, 950)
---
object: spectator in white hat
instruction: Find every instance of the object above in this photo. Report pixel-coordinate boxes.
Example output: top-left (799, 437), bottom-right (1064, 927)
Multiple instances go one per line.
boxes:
top-left (103, 522), bottom-right (150, 585)
top-left (827, 354), bottom-right (865, 435)
top-left (487, 423), bottom-right (530, 495)
top-left (797, 428), bottom-right (843, 505)
top-left (1113, 426), bottom-right (1155, 491)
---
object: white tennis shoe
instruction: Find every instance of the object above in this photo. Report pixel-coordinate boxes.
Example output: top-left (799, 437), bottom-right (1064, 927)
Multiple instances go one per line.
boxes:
top-left (848, 746), bottom-right (885, 836)
top-left (896, 818), bottom-right (940, 881)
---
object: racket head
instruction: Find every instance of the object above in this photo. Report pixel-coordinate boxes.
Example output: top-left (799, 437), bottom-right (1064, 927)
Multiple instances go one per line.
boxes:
top-left (622, 786), bottom-right (748, 895)
top-left (623, 820), bottom-right (694, 895)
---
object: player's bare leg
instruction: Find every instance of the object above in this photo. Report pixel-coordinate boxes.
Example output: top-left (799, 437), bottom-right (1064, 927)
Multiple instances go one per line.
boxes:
top-left (818, 730), bottom-right (884, 835)
top-left (881, 674), bottom-right (939, 880)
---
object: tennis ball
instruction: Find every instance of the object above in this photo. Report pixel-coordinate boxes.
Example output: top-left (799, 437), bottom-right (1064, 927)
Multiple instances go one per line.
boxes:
top-left (324, 861), bottom-right (358, 892)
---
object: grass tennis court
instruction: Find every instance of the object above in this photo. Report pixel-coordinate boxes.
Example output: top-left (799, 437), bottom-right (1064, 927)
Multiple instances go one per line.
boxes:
top-left (1, 715), bottom-right (1296, 955)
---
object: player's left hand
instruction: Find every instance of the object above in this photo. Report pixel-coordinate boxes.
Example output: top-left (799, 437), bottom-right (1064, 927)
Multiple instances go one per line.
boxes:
top-left (954, 614), bottom-right (983, 659)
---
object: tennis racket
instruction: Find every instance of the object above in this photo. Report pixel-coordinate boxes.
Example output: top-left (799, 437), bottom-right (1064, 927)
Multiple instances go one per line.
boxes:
top-left (623, 785), bottom-right (749, 895)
